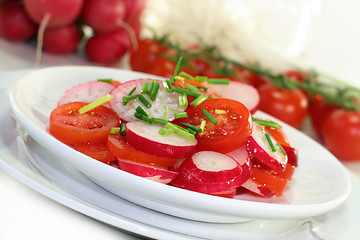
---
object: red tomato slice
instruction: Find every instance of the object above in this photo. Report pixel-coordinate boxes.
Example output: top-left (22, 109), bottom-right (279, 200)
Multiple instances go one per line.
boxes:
top-left (265, 124), bottom-right (290, 147)
top-left (74, 142), bottom-right (116, 163)
top-left (181, 98), bottom-right (252, 153)
top-left (49, 102), bottom-right (120, 145)
top-left (250, 167), bottom-right (289, 197)
top-left (107, 134), bottom-right (178, 168)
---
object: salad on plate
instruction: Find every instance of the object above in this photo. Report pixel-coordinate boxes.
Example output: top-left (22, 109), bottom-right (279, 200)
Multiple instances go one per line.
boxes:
top-left (48, 58), bottom-right (298, 199)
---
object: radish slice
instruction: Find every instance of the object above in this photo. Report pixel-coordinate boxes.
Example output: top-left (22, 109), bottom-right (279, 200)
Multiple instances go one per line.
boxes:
top-left (226, 146), bottom-right (252, 185)
top-left (109, 79), bottom-right (186, 122)
top-left (57, 81), bottom-right (115, 106)
top-left (282, 145), bottom-right (298, 167)
top-left (246, 122), bottom-right (288, 172)
top-left (211, 188), bottom-right (237, 198)
top-left (117, 158), bottom-right (178, 184)
top-left (171, 151), bottom-right (245, 194)
top-left (212, 81), bottom-right (260, 114)
top-left (126, 121), bottom-right (197, 159)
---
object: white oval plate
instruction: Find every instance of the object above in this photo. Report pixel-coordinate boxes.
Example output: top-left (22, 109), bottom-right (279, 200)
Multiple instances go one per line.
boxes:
top-left (9, 66), bottom-right (351, 223)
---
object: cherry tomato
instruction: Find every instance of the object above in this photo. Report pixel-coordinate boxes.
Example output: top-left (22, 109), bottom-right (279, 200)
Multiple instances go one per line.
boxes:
top-left (49, 102), bottom-right (120, 145)
top-left (129, 38), bottom-right (166, 72)
top-left (309, 94), bottom-right (340, 139)
top-left (107, 134), bottom-right (177, 168)
top-left (181, 98), bottom-right (252, 153)
top-left (257, 83), bottom-right (308, 128)
top-left (234, 68), bottom-right (267, 88)
top-left (322, 109), bottom-right (360, 161)
top-left (145, 57), bottom-right (176, 78)
top-left (74, 142), bottom-right (116, 163)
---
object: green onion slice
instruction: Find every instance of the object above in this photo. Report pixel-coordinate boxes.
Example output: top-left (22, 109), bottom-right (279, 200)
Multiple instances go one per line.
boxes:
top-left (97, 78), bottom-right (113, 83)
top-left (252, 118), bottom-right (280, 129)
top-left (174, 87), bottom-right (201, 98)
top-left (109, 127), bottom-right (120, 134)
top-left (265, 133), bottom-right (277, 152)
top-left (181, 122), bottom-right (203, 133)
top-left (175, 112), bottom-right (188, 119)
top-left (207, 78), bottom-right (230, 85)
top-left (165, 122), bottom-right (195, 140)
top-left (78, 94), bottom-right (113, 114)
top-left (201, 109), bottom-right (218, 125)
top-left (190, 94), bottom-right (206, 107)
top-left (120, 123), bottom-right (126, 136)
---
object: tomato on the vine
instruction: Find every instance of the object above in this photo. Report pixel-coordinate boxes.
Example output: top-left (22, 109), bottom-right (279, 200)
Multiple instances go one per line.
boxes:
top-left (257, 83), bottom-right (308, 128)
top-left (129, 38), bottom-right (166, 72)
top-left (322, 109), bottom-right (360, 161)
top-left (180, 98), bottom-right (252, 153)
top-left (309, 94), bottom-right (340, 139)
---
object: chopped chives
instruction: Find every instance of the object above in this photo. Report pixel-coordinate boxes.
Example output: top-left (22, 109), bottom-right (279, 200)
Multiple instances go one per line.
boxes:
top-left (163, 80), bottom-right (173, 92)
top-left (150, 81), bottom-right (160, 101)
top-left (185, 83), bottom-right (199, 93)
top-left (78, 94), bottom-right (113, 114)
top-left (159, 128), bottom-right (175, 135)
top-left (175, 112), bottom-right (188, 119)
top-left (179, 71), bottom-right (194, 80)
top-left (200, 120), bottom-right (206, 132)
top-left (127, 87), bottom-right (136, 96)
top-left (120, 123), bottom-right (126, 136)
top-left (148, 80), bottom-right (156, 94)
top-left (109, 127), bottom-right (120, 134)
top-left (138, 94), bottom-right (151, 108)
top-left (207, 78), bottom-right (230, 85)
top-left (214, 109), bottom-right (227, 114)
top-left (150, 118), bottom-right (169, 124)
top-left (265, 133), bottom-right (277, 152)
top-left (175, 76), bottom-right (185, 81)
top-left (181, 122), bottom-right (203, 133)
top-left (170, 57), bottom-right (183, 84)
top-left (174, 86), bottom-right (201, 98)
top-left (195, 76), bottom-right (208, 82)
top-left (190, 94), bottom-right (206, 107)
top-left (135, 105), bottom-right (148, 116)
top-left (134, 112), bottom-right (151, 123)
top-left (277, 143), bottom-right (287, 156)
top-left (252, 118), bottom-right (280, 129)
top-left (197, 86), bottom-right (208, 91)
top-left (165, 122), bottom-right (195, 140)
top-left (122, 94), bottom-right (139, 105)
top-left (201, 109), bottom-right (218, 125)
top-left (187, 128), bottom-right (197, 135)
top-left (141, 81), bottom-right (148, 94)
top-left (97, 78), bottom-right (113, 83)
top-left (168, 108), bottom-right (182, 113)
top-left (179, 94), bottom-right (188, 108)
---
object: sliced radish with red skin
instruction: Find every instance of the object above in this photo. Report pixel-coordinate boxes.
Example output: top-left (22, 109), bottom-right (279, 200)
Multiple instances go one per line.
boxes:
top-left (241, 179), bottom-right (274, 198)
top-left (226, 146), bottom-right (252, 185)
top-left (282, 145), bottom-right (298, 167)
top-left (109, 79), bottom-right (186, 122)
top-left (212, 81), bottom-right (260, 114)
top-left (174, 151), bottom-right (244, 187)
top-left (168, 158), bottom-right (186, 172)
top-left (246, 122), bottom-right (288, 172)
top-left (126, 121), bottom-right (197, 159)
top-left (57, 81), bottom-right (115, 106)
top-left (211, 188), bottom-right (237, 198)
top-left (117, 158), bottom-right (178, 184)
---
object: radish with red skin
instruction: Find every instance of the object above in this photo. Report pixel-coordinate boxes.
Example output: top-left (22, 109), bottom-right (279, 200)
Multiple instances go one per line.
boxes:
top-left (117, 158), bottom-right (178, 184)
top-left (81, 0), bottom-right (126, 33)
top-left (282, 145), bottom-right (298, 167)
top-left (23, 0), bottom-right (84, 28)
top-left (211, 188), bottom-right (237, 198)
top-left (0, 2), bottom-right (37, 41)
top-left (246, 122), bottom-right (288, 172)
top-left (57, 81), bottom-right (115, 106)
top-left (171, 151), bottom-right (247, 194)
top-left (212, 81), bottom-right (260, 114)
top-left (85, 28), bottom-right (131, 64)
top-left (43, 24), bottom-right (82, 55)
top-left (109, 79), bottom-right (186, 122)
top-left (122, 0), bottom-right (146, 24)
top-left (226, 146), bottom-right (252, 183)
top-left (126, 121), bottom-right (197, 159)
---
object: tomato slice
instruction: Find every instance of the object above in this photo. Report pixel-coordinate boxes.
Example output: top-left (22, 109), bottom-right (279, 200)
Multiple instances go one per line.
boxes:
top-left (49, 102), bottom-right (120, 145)
top-left (74, 142), bottom-right (116, 163)
top-left (107, 134), bottom-right (178, 168)
top-left (181, 98), bottom-right (252, 153)
top-left (265, 124), bottom-right (290, 147)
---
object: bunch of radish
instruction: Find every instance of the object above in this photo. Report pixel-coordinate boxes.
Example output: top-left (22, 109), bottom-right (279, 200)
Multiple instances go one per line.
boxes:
top-left (49, 67), bottom-right (298, 199)
top-left (0, 0), bottom-right (145, 63)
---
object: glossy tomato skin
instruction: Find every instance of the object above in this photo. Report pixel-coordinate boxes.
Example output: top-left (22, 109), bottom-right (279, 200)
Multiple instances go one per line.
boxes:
top-left (107, 134), bottom-right (177, 168)
top-left (145, 57), bottom-right (176, 78)
top-left (257, 83), bottom-right (308, 128)
top-left (49, 102), bottom-right (120, 145)
top-left (74, 142), bottom-right (116, 163)
top-left (309, 94), bottom-right (340, 139)
top-left (129, 38), bottom-right (166, 72)
top-left (323, 109), bottom-right (360, 161)
top-left (181, 98), bottom-right (252, 153)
